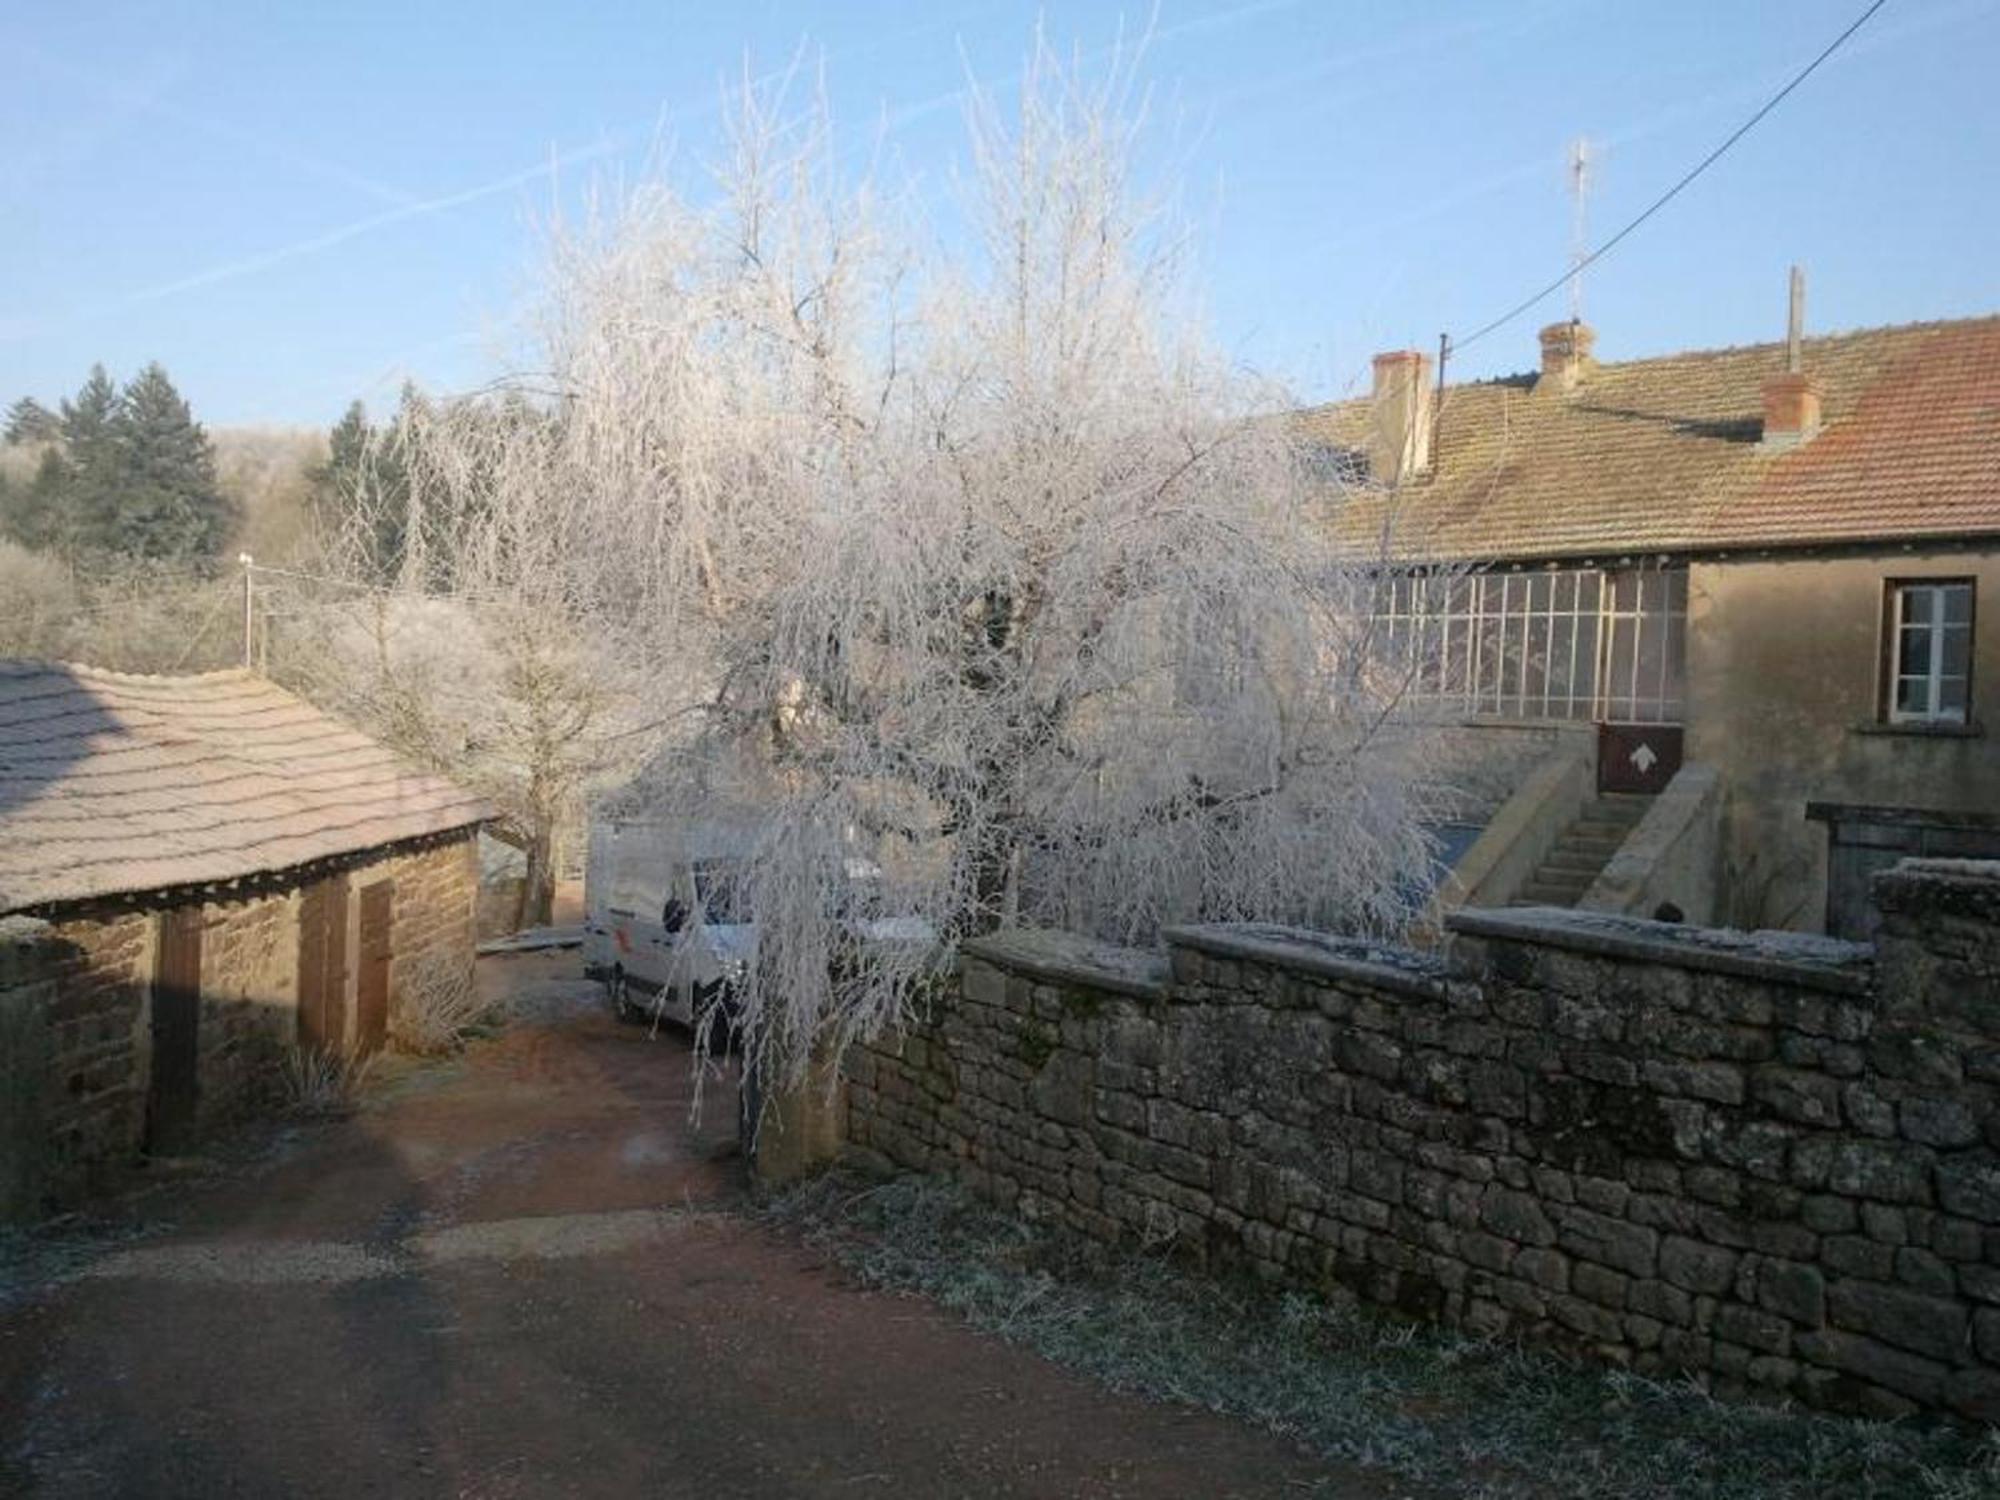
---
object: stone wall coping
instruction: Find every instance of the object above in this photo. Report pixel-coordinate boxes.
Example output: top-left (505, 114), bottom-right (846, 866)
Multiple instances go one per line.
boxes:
top-left (1447, 905), bottom-right (1874, 996)
top-left (1872, 857), bottom-right (2000, 913)
top-left (1163, 922), bottom-right (1450, 1000)
top-left (959, 928), bottom-right (1168, 1000)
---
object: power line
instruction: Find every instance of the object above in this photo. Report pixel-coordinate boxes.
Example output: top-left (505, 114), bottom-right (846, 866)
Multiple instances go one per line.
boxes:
top-left (1449, 0), bottom-right (1891, 358)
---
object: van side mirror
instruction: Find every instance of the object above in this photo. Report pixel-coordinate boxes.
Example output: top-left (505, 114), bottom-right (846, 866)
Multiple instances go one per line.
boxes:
top-left (662, 897), bottom-right (689, 934)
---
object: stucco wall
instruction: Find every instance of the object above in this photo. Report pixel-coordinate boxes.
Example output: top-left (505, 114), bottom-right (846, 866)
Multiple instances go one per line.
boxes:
top-left (1686, 553), bottom-right (2000, 931)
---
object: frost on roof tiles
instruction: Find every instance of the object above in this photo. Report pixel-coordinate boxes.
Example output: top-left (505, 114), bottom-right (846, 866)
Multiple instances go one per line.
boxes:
top-left (0, 662), bottom-right (491, 914)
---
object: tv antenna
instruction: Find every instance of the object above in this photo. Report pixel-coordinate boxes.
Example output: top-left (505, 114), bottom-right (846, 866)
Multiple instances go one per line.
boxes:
top-left (1565, 138), bottom-right (1598, 324)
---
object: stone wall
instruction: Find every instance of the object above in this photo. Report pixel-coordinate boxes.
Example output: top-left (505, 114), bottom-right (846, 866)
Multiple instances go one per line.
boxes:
top-left (195, 892), bottom-right (300, 1127)
top-left (847, 863), bottom-right (2000, 1421)
top-left (0, 912), bottom-right (154, 1216)
top-left (385, 836), bottom-right (480, 1028)
top-left (0, 830), bottom-right (481, 1220)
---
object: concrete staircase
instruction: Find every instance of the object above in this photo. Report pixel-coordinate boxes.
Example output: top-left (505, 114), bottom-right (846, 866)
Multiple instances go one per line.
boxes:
top-left (1511, 794), bottom-right (1652, 908)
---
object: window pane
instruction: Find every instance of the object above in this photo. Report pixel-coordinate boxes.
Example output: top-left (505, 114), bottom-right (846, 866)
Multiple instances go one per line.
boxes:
top-left (1942, 583), bottom-right (1973, 625)
top-left (1899, 628), bottom-right (1932, 678)
top-left (1941, 676), bottom-right (1969, 718)
top-left (1895, 675), bottom-right (1929, 716)
top-left (1943, 623), bottom-right (1971, 680)
top-left (1901, 585), bottom-right (1936, 626)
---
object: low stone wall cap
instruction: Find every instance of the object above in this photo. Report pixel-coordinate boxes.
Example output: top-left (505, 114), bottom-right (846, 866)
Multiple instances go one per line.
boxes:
top-left (1447, 905), bottom-right (1872, 995)
top-left (1163, 922), bottom-right (1449, 998)
top-left (959, 927), bottom-right (1168, 999)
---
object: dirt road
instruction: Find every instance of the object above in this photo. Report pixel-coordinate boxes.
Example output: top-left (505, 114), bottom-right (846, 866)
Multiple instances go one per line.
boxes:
top-left (0, 953), bottom-right (1396, 1499)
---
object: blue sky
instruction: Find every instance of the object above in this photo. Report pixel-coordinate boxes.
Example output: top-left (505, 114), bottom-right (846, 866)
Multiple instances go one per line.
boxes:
top-left (4, 0), bottom-right (1996, 430)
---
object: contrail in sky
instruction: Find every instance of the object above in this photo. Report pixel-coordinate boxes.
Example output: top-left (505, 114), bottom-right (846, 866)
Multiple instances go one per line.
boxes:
top-left (19, 43), bottom-right (420, 209)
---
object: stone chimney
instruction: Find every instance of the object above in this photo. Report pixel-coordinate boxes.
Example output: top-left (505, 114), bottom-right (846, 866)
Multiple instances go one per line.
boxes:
top-left (1762, 264), bottom-right (1821, 449)
top-left (1537, 320), bottom-right (1596, 395)
top-left (1369, 349), bottom-right (1434, 485)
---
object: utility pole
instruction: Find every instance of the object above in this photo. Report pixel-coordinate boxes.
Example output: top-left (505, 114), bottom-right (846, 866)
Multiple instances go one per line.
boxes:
top-left (239, 553), bottom-right (255, 670)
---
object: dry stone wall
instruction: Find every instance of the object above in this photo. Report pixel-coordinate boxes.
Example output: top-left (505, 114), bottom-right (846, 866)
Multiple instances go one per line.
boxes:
top-left (847, 860), bottom-right (2000, 1421)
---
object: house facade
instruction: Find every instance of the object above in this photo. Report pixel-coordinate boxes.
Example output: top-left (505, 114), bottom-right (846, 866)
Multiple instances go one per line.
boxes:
top-left (1304, 310), bottom-right (2000, 936)
top-left (0, 662), bottom-right (489, 1218)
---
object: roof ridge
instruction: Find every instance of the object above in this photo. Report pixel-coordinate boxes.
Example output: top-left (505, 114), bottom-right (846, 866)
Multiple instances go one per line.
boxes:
top-left (1300, 310), bottom-right (2000, 418)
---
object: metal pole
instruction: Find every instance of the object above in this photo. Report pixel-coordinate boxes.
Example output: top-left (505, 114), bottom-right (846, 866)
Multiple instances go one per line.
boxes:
top-left (239, 553), bottom-right (254, 670)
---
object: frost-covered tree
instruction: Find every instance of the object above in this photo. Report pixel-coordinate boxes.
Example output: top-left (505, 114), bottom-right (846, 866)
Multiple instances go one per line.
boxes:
top-left (338, 44), bottom-right (1449, 1088)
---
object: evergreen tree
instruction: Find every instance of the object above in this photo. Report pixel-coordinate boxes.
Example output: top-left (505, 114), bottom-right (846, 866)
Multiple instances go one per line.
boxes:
top-left (312, 391), bottom-right (414, 580)
top-left (4, 396), bottom-right (60, 446)
top-left (111, 364), bottom-right (235, 561)
top-left (56, 365), bottom-right (127, 553)
top-left (312, 399), bottom-right (372, 516)
top-left (0, 447), bottom-right (78, 553)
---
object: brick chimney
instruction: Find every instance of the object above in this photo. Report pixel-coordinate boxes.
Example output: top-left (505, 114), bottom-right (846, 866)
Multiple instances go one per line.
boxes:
top-left (1369, 349), bottom-right (1434, 485)
top-left (1762, 264), bottom-right (1821, 449)
top-left (1761, 373), bottom-right (1822, 450)
top-left (1537, 320), bottom-right (1596, 395)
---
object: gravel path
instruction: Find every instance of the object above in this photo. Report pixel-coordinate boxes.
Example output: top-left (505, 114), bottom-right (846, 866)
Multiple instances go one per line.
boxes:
top-left (0, 951), bottom-right (1400, 1499)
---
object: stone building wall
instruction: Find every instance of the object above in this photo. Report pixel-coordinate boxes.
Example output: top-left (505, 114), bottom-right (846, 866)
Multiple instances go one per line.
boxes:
top-left (384, 836), bottom-right (481, 1028)
top-left (847, 862), bottom-right (2000, 1421)
top-left (0, 912), bottom-right (154, 1216)
top-left (195, 891), bottom-right (301, 1127)
top-left (0, 829), bottom-right (482, 1220)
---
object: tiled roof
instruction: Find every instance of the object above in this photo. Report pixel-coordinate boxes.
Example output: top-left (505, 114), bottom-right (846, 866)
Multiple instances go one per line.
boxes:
top-left (0, 662), bottom-right (491, 914)
top-left (1300, 315), bottom-right (2000, 563)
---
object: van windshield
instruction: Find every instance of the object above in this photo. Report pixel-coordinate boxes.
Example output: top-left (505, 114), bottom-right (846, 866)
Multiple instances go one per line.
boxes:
top-left (693, 861), bottom-right (752, 924)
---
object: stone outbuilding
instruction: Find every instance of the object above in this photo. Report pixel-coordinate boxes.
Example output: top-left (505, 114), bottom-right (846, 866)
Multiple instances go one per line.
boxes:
top-left (0, 661), bottom-right (490, 1218)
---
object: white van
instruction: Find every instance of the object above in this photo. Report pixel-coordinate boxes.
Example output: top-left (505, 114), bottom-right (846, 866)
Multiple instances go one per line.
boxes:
top-left (584, 819), bottom-right (754, 1042)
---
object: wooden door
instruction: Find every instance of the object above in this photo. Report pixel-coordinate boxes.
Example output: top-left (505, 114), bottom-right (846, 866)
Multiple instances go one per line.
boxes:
top-left (355, 881), bottom-right (394, 1055)
top-left (297, 874), bottom-right (350, 1052)
top-left (1597, 722), bottom-right (1683, 795)
top-left (147, 905), bottom-right (203, 1151)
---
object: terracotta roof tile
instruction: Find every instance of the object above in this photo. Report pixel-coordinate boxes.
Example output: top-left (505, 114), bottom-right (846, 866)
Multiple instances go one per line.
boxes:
top-left (0, 662), bottom-right (491, 914)
top-left (1301, 315), bottom-right (2000, 562)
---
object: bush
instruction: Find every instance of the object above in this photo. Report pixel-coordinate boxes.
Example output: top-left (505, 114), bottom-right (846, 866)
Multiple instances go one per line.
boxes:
top-left (280, 1046), bottom-right (377, 1117)
top-left (389, 953), bottom-right (494, 1056)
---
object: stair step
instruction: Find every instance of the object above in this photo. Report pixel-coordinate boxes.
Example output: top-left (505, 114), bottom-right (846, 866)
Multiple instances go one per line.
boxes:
top-left (1555, 830), bottom-right (1620, 849)
top-left (1541, 851), bottom-right (1611, 877)
top-left (1518, 881), bottom-right (1588, 906)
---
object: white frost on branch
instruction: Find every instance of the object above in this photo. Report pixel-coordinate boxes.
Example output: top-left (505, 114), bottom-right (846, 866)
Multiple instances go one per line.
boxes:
top-left (366, 42), bottom-right (1453, 1092)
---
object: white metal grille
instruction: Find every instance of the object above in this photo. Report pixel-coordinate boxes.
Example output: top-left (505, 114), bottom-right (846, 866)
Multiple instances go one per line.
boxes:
top-left (1374, 566), bottom-right (1686, 725)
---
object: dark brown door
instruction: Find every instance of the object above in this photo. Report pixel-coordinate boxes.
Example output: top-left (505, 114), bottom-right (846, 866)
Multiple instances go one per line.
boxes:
top-left (1598, 723), bottom-right (1683, 795)
top-left (356, 881), bottom-right (394, 1054)
top-left (297, 874), bottom-right (350, 1051)
top-left (147, 905), bottom-right (204, 1151)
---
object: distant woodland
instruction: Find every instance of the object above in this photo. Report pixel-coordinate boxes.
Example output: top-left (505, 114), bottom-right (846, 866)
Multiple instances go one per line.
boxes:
top-left (0, 368), bottom-right (399, 672)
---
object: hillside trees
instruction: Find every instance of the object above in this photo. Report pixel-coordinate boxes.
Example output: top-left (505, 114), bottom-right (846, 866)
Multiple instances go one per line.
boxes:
top-left (0, 363), bottom-right (235, 564)
top-left (4, 397), bottom-right (59, 446)
top-left (307, 388), bottom-right (419, 581)
top-left (369, 46), bottom-right (1447, 1092)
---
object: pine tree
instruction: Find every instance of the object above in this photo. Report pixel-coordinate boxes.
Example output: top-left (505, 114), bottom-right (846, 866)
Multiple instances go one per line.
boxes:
top-left (56, 365), bottom-right (127, 554)
top-left (4, 396), bottom-right (60, 446)
top-left (312, 391), bottom-right (414, 580)
top-left (111, 364), bottom-right (236, 561)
